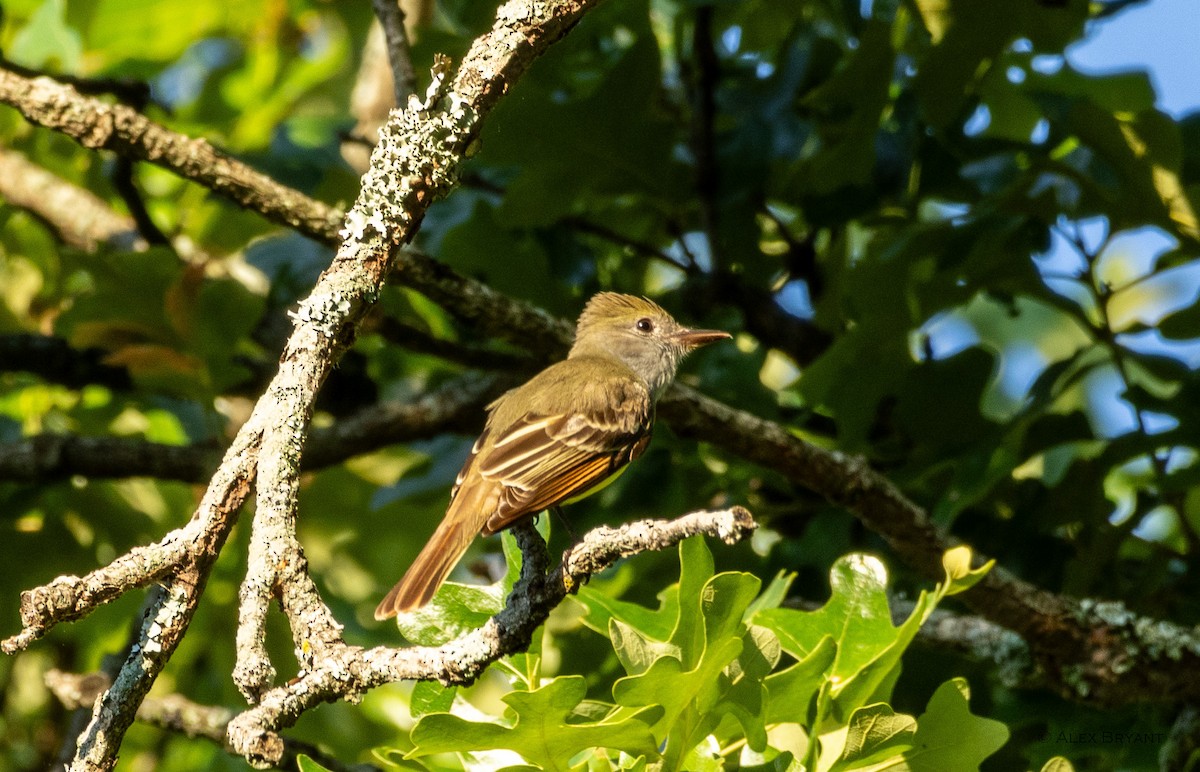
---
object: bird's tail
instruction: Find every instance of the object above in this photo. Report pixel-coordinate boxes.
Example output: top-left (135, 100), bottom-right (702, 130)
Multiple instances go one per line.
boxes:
top-left (374, 494), bottom-right (482, 620)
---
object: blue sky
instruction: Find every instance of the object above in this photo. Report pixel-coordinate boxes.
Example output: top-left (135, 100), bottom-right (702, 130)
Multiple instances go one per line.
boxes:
top-left (1068, 0), bottom-right (1200, 117)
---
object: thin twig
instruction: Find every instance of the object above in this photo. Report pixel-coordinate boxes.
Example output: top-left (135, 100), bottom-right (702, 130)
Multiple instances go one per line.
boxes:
top-left (371, 0), bottom-right (418, 103)
top-left (110, 156), bottom-right (170, 246)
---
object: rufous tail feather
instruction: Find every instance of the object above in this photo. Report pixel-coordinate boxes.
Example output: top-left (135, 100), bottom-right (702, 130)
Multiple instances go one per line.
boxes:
top-left (374, 493), bottom-right (483, 620)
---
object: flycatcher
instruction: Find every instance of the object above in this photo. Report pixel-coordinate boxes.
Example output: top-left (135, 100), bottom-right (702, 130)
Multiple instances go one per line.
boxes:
top-left (375, 292), bottom-right (730, 619)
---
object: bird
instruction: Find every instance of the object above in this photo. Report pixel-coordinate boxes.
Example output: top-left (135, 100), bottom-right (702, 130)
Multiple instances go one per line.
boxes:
top-left (374, 292), bottom-right (730, 619)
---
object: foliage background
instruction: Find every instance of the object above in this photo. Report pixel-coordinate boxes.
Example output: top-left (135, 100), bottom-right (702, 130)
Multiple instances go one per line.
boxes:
top-left (0, 0), bottom-right (1197, 769)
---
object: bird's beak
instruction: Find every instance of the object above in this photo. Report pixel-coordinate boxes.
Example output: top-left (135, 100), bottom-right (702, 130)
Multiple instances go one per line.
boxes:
top-left (672, 328), bottom-right (732, 349)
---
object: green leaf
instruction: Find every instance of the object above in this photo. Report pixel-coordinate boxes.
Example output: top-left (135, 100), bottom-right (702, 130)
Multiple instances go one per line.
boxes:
top-left (754, 554), bottom-right (892, 663)
top-left (1158, 301), bottom-right (1200, 340)
top-left (295, 755), bottom-right (333, 772)
top-left (940, 546), bottom-right (994, 595)
top-left (409, 676), bottom-right (659, 770)
top-left (792, 18), bottom-right (896, 195)
top-left (394, 527), bottom-right (534, 646)
top-left (764, 636), bottom-right (837, 726)
top-left (600, 554), bottom-right (764, 765)
top-left (410, 680), bottom-right (455, 719)
top-left (668, 535), bottom-right (720, 665)
top-left (913, 0), bottom-right (1086, 129)
top-left (9, 0), bottom-right (82, 69)
top-left (612, 637), bottom-right (743, 742)
top-left (744, 571), bottom-right (796, 617)
top-left (575, 535), bottom-right (713, 661)
top-left (611, 569), bottom-right (763, 724)
top-left (608, 617), bottom-right (682, 676)
top-left (191, 274), bottom-right (265, 391)
top-left (480, 17), bottom-right (689, 226)
top-left (575, 583), bottom-right (681, 646)
top-left (1039, 757), bottom-right (1076, 772)
top-left (827, 703), bottom-right (916, 772)
top-left (88, 0), bottom-right (228, 63)
top-left (754, 555), bottom-right (943, 716)
top-left (392, 581), bottom-right (506, 646)
top-left (905, 679), bottom-right (1009, 770)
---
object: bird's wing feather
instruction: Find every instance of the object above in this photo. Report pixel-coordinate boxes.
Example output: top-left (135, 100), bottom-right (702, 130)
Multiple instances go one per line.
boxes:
top-left (474, 378), bottom-right (652, 535)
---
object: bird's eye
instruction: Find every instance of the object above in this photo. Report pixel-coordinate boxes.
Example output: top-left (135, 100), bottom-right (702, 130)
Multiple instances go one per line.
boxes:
top-left (635, 318), bottom-right (654, 333)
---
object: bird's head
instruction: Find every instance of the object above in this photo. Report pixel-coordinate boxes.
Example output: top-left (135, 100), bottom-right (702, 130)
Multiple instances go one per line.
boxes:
top-left (569, 292), bottom-right (730, 397)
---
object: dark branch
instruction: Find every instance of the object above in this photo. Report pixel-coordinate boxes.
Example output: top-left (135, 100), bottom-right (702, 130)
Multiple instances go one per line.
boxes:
top-left (0, 334), bottom-right (133, 391)
top-left (371, 0), bottom-right (418, 103)
top-left (110, 156), bottom-right (171, 246)
top-left (0, 372), bottom-right (506, 484)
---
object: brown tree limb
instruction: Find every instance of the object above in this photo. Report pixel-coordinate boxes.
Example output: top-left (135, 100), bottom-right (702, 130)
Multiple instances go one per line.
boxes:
top-left (0, 146), bottom-right (145, 251)
top-left (0, 68), bottom-right (345, 243)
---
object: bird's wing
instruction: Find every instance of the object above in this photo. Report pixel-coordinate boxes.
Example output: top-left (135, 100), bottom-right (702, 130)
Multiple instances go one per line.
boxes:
top-left (472, 379), bottom-right (653, 535)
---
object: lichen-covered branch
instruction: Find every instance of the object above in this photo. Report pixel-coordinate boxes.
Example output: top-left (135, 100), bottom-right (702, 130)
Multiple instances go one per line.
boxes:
top-left (226, 506), bottom-right (756, 768)
top-left (230, 0), bottom-right (606, 705)
top-left (71, 577), bottom-right (203, 770)
top-left (45, 669), bottom-right (374, 772)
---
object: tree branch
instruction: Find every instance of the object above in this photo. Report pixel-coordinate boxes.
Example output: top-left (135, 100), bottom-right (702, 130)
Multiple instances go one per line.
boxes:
top-left (109, 155), bottom-right (171, 246)
top-left (0, 67), bottom-right (345, 242)
top-left (0, 146), bottom-right (145, 251)
top-left (0, 334), bottom-right (134, 391)
top-left (371, 0), bottom-right (418, 103)
top-left (225, 507), bottom-right (756, 768)
top-left (45, 669), bottom-right (374, 772)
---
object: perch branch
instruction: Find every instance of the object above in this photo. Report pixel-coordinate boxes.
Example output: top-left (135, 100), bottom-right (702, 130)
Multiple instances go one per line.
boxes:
top-left (225, 507), bottom-right (756, 768)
